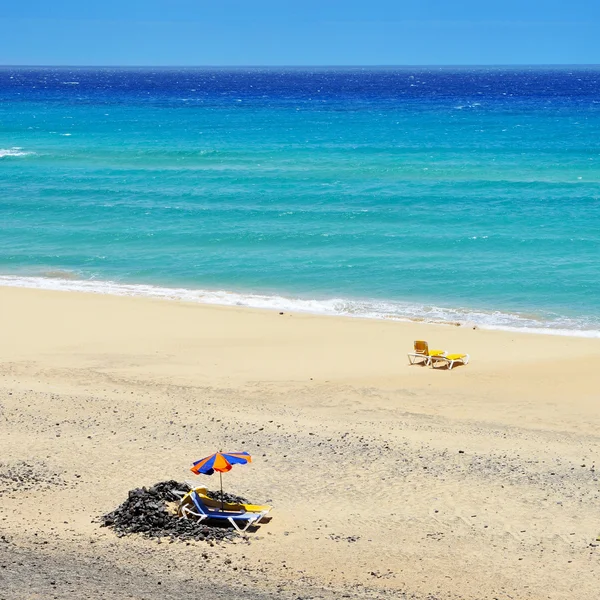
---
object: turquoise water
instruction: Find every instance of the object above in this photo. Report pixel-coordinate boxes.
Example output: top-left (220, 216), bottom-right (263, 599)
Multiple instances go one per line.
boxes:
top-left (1, 67), bottom-right (599, 335)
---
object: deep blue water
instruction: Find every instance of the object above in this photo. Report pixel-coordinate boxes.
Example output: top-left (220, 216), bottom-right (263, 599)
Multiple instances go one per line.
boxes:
top-left (1, 67), bottom-right (599, 334)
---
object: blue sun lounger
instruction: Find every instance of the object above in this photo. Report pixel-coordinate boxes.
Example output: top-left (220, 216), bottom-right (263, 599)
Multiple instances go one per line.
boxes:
top-left (181, 490), bottom-right (267, 533)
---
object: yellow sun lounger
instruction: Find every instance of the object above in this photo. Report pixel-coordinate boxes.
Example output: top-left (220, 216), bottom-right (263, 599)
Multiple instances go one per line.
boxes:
top-left (430, 353), bottom-right (470, 370)
top-left (407, 340), bottom-right (446, 366)
top-left (177, 486), bottom-right (272, 517)
top-left (180, 490), bottom-right (268, 532)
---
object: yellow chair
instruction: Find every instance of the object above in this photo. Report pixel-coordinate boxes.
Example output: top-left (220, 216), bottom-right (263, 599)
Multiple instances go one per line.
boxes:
top-left (407, 340), bottom-right (446, 366)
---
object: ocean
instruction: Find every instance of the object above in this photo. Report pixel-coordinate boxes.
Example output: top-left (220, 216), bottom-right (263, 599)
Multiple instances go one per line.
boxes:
top-left (1, 67), bottom-right (599, 336)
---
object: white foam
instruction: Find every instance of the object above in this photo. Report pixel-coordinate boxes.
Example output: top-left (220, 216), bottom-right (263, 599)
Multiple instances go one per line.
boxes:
top-left (0, 147), bottom-right (34, 158)
top-left (0, 275), bottom-right (598, 338)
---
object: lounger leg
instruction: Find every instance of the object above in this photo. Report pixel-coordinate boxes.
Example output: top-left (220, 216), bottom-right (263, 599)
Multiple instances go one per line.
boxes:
top-left (228, 517), bottom-right (246, 532)
top-left (181, 505), bottom-right (194, 519)
top-left (181, 505), bottom-right (206, 523)
top-left (227, 517), bottom-right (256, 533)
top-left (408, 354), bottom-right (428, 365)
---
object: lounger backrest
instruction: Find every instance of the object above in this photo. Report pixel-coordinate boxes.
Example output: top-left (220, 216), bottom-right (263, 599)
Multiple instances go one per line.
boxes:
top-left (414, 340), bottom-right (429, 355)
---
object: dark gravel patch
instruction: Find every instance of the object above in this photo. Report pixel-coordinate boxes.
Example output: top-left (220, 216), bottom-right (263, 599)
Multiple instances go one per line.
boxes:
top-left (0, 543), bottom-right (433, 600)
top-left (101, 480), bottom-right (251, 543)
top-left (0, 461), bottom-right (67, 496)
top-left (0, 544), bottom-right (304, 600)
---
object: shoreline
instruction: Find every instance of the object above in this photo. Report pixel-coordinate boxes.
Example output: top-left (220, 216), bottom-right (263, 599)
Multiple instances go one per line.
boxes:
top-left (1, 274), bottom-right (598, 339)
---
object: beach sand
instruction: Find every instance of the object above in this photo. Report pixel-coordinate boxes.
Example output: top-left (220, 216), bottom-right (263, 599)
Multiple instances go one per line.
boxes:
top-left (1, 285), bottom-right (599, 599)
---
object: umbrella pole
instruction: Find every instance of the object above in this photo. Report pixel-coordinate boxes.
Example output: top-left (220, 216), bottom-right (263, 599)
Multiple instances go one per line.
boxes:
top-left (220, 471), bottom-right (224, 512)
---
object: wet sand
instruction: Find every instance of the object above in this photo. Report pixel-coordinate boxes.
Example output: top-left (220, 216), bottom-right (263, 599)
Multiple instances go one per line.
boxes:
top-left (1, 286), bottom-right (599, 599)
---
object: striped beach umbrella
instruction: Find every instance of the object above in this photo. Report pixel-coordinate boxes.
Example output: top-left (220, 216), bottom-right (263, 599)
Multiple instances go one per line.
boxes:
top-left (191, 451), bottom-right (251, 511)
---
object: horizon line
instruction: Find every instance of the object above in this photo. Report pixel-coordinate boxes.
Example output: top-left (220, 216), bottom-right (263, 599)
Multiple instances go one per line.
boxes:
top-left (1, 63), bottom-right (600, 69)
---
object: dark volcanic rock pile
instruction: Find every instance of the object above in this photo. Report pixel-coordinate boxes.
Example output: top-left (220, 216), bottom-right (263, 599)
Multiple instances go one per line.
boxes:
top-left (101, 480), bottom-right (251, 543)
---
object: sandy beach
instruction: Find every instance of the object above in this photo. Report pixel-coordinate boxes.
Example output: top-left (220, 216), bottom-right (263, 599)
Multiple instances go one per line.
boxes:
top-left (1, 285), bottom-right (600, 600)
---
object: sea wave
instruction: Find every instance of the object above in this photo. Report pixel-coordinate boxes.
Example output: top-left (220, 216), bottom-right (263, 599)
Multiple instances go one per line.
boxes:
top-left (0, 275), bottom-right (598, 338)
top-left (0, 147), bottom-right (35, 158)
top-left (39, 270), bottom-right (81, 280)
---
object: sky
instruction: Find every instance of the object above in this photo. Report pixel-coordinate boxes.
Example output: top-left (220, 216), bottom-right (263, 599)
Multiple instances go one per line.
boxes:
top-left (1, 0), bottom-right (599, 66)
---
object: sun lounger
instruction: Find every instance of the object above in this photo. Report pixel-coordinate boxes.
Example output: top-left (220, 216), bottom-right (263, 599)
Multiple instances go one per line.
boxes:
top-left (430, 353), bottom-right (470, 370)
top-left (407, 340), bottom-right (446, 366)
top-left (179, 486), bottom-right (272, 515)
top-left (180, 490), bottom-right (268, 532)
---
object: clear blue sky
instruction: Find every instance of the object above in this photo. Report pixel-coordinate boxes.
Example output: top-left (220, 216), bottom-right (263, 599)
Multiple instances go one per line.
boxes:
top-left (1, 0), bottom-right (598, 66)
